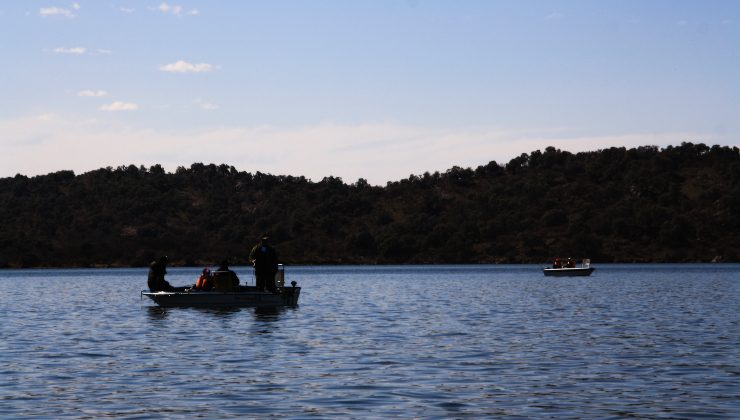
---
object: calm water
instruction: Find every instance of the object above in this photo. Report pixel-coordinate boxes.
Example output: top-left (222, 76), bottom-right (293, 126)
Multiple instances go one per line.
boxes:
top-left (1, 264), bottom-right (738, 419)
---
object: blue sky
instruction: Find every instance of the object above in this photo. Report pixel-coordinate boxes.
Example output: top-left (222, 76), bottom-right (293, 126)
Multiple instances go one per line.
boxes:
top-left (1, 1), bottom-right (738, 184)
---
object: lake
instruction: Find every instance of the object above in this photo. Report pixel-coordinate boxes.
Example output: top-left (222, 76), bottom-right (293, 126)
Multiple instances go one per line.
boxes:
top-left (2, 264), bottom-right (738, 418)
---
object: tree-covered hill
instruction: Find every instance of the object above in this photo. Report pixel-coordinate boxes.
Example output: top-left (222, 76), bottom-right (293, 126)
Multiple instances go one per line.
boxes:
top-left (1, 142), bottom-right (738, 268)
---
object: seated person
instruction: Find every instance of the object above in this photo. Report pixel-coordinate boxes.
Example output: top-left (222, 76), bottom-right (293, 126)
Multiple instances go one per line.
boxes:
top-left (212, 260), bottom-right (240, 291)
top-left (148, 256), bottom-right (175, 292)
top-left (552, 258), bottom-right (562, 269)
top-left (193, 267), bottom-right (213, 291)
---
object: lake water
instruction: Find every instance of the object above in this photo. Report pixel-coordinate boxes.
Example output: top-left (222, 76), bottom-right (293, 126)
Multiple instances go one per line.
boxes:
top-left (1, 264), bottom-right (738, 419)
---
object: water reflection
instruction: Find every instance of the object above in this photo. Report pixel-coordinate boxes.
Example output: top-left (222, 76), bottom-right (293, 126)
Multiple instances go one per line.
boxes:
top-left (143, 304), bottom-right (294, 323)
top-left (145, 306), bottom-right (169, 321)
top-left (193, 307), bottom-right (243, 318)
top-left (253, 306), bottom-right (282, 319)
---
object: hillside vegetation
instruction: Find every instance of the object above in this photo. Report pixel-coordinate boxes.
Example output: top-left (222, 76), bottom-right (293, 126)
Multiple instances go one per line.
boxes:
top-left (1, 142), bottom-right (738, 268)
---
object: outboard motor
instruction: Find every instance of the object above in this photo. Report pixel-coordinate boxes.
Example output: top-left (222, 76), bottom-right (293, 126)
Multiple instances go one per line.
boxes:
top-left (274, 264), bottom-right (285, 290)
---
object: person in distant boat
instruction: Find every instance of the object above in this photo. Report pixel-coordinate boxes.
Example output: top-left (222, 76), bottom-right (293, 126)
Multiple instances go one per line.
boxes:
top-left (249, 233), bottom-right (279, 292)
top-left (566, 257), bottom-right (576, 268)
top-left (193, 267), bottom-right (213, 291)
top-left (147, 256), bottom-right (174, 292)
top-left (212, 260), bottom-right (240, 291)
top-left (553, 258), bottom-right (562, 269)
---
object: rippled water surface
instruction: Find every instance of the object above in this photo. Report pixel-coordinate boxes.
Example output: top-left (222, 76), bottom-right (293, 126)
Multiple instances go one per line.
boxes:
top-left (2, 264), bottom-right (739, 418)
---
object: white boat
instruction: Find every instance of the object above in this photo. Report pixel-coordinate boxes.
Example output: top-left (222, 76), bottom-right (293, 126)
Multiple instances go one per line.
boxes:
top-left (543, 259), bottom-right (595, 277)
top-left (142, 264), bottom-right (301, 307)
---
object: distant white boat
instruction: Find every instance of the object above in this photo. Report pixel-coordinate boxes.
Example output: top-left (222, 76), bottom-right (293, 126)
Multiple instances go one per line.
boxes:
top-left (543, 259), bottom-right (595, 277)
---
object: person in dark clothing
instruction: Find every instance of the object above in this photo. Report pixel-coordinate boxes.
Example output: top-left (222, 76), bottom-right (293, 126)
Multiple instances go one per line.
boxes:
top-left (147, 256), bottom-right (174, 292)
top-left (566, 257), bottom-right (576, 268)
top-left (552, 258), bottom-right (562, 269)
top-left (212, 260), bottom-right (240, 291)
top-left (249, 233), bottom-right (279, 292)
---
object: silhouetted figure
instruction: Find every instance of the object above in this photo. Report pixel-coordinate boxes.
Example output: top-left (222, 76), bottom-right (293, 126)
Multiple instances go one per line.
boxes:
top-left (147, 256), bottom-right (174, 292)
top-left (249, 233), bottom-right (279, 292)
top-left (212, 260), bottom-right (239, 292)
top-left (553, 258), bottom-right (562, 268)
top-left (566, 257), bottom-right (576, 268)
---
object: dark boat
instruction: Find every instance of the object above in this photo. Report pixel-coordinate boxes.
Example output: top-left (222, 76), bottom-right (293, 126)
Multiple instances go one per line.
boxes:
top-left (142, 285), bottom-right (301, 307)
top-left (142, 264), bottom-right (301, 307)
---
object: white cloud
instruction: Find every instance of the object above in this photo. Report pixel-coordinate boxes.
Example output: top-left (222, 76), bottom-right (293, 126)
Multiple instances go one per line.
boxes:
top-left (0, 115), bottom-right (717, 185)
top-left (78, 90), bottom-right (108, 97)
top-left (194, 99), bottom-right (218, 111)
top-left (159, 60), bottom-right (217, 73)
top-left (120, 7), bottom-right (135, 14)
top-left (158, 2), bottom-right (182, 15)
top-left (39, 6), bottom-right (75, 18)
top-left (100, 102), bottom-right (138, 111)
top-left (53, 47), bottom-right (86, 54)
top-left (152, 3), bottom-right (198, 16)
top-left (95, 49), bottom-right (113, 55)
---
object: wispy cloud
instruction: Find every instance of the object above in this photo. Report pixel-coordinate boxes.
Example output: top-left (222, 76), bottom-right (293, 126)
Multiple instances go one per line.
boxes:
top-left (95, 49), bottom-right (113, 55)
top-left (78, 90), bottom-right (108, 97)
top-left (100, 102), bottom-right (138, 111)
top-left (53, 47), bottom-right (86, 54)
top-left (39, 6), bottom-right (75, 18)
top-left (158, 2), bottom-right (182, 15)
top-left (120, 7), bottom-right (135, 14)
top-left (544, 12), bottom-right (564, 21)
top-left (0, 115), bottom-right (716, 184)
top-left (153, 3), bottom-right (198, 17)
top-left (194, 99), bottom-right (218, 111)
top-left (159, 60), bottom-right (217, 73)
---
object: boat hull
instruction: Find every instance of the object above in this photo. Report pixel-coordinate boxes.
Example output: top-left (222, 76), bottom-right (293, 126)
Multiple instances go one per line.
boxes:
top-left (543, 267), bottom-right (595, 277)
top-left (142, 287), bottom-right (301, 307)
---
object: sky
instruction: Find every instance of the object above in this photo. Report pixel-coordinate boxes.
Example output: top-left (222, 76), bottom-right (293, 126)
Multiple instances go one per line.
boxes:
top-left (1, 1), bottom-right (738, 184)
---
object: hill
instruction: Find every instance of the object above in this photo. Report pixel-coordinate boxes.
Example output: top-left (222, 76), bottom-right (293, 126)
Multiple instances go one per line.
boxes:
top-left (0, 142), bottom-right (738, 267)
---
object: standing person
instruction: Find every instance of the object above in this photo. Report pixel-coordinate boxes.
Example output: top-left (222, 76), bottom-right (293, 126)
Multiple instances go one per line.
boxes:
top-left (147, 256), bottom-right (174, 292)
top-left (249, 233), bottom-right (279, 292)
